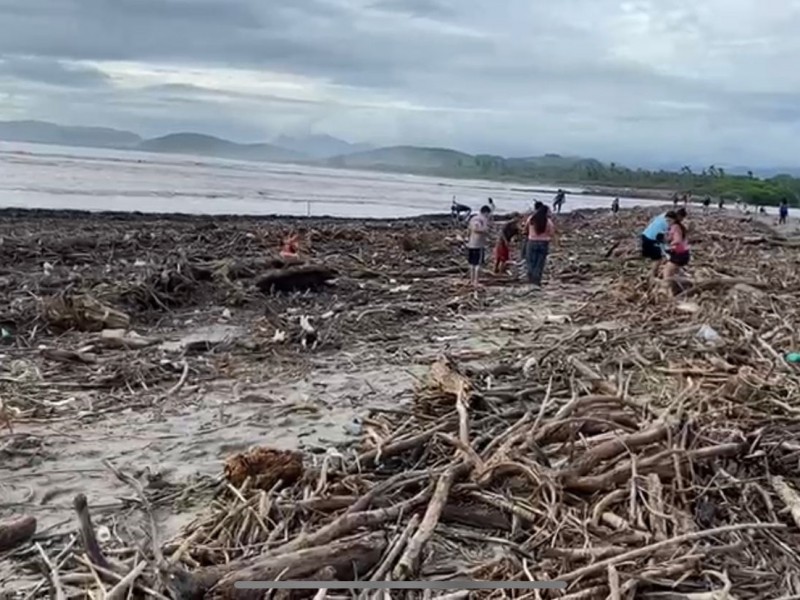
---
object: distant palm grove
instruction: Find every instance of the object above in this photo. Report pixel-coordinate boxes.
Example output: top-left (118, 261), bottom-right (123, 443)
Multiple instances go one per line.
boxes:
top-left (441, 155), bottom-right (800, 206)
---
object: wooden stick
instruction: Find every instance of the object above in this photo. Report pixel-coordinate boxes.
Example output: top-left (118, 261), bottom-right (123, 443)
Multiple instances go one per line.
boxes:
top-left (35, 543), bottom-right (66, 600)
top-left (393, 466), bottom-right (458, 580)
top-left (558, 522), bottom-right (785, 584)
top-left (73, 493), bottom-right (115, 573)
top-left (564, 423), bottom-right (670, 477)
top-left (608, 564), bottom-right (621, 600)
top-left (105, 560), bottom-right (147, 600)
top-left (369, 514), bottom-right (420, 582)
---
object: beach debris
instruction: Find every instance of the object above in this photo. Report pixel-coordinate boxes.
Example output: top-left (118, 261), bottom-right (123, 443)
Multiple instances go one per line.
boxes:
top-left (0, 515), bottom-right (36, 552)
top-left (677, 301), bottom-right (700, 314)
top-left (696, 324), bottom-right (722, 344)
top-left (299, 315), bottom-right (318, 349)
top-left (223, 446), bottom-right (304, 490)
top-left (42, 293), bottom-right (130, 332)
top-left (95, 328), bottom-right (159, 349)
top-left (256, 265), bottom-right (337, 294)
top-left (4, 207), bottom-right (800, 599)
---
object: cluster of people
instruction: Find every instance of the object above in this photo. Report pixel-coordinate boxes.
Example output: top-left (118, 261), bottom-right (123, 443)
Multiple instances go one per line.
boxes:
top-left (640, 207), bottom-right (690, 288)
top-left (462, 195), bottom-right (557, 289)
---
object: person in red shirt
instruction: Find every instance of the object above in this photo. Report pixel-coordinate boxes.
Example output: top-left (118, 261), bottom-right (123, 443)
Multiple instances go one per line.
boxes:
top-left (494, 214), bottom-right (522, 275)
top-left (280, 228), bottom-right (307, 259)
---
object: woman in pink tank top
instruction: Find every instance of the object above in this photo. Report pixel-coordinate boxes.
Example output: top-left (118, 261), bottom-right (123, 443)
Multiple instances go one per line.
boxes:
top-left (525, 205), bottom-right (556, 286)
top-left (663, 210), bottom-right (690, 284)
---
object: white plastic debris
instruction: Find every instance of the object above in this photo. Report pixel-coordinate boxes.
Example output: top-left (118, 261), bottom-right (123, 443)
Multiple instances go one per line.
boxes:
top-left (545, 314), bottom-right (571, 324)
top-left (390, 285), bottom-right (411, 293)
top-left (272, 330), bottom-right (287, 343)
top-left (676, 302), bottom-right (700, 314)
top-left (97, 525), bottom-right (112, 543)
top-left (697, 325), bottom-right (721, 343)
top-left (522, 356), bottom-right (537, 378)
top-left (42, 262), bottom-right (53, 275)
top-left (221, 308), bottom-right (232, 320)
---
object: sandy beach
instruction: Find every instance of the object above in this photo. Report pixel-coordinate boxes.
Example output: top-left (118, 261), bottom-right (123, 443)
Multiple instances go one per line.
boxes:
top-left (1, 205), bottom-right (800, 598)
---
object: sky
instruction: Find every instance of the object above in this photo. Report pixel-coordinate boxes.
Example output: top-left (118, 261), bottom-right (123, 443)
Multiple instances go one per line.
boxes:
top-left (1, 0), bottom-right (800, 168)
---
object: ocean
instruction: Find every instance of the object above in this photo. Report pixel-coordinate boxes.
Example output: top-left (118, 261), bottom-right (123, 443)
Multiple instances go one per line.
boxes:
top-left (0, 141), bottom-right (662, 218)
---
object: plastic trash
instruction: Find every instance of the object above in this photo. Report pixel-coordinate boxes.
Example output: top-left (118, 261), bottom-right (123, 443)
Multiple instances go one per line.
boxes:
top-left (786, 353), bottom-right (800, 364)
top-left (696, 325), bottom-right (721, 343)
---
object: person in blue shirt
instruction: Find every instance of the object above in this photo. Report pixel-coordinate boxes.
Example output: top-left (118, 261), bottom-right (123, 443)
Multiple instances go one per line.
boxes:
top-left (641, 208), bottom-right (686, 276)
top-left (780, 199), bottom-right (789, 225)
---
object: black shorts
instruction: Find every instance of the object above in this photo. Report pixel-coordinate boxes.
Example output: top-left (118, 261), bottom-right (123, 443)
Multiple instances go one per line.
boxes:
top-left (641, 235), bottom-right (663, 261)
top-left (467, 248), bottom-right (484, 266)
top-left (669, 251), bottom-right (690, 267)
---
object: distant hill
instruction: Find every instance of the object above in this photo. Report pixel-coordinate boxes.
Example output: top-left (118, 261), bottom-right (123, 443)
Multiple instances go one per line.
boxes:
top-left (138, 133), bottom-right (307, 163)
top-left (0, 120), bottom-right (141, 148)
top-left (327, 145), bottom-right (476, 172)
top-left (274, 134), bottom-right (373, 159)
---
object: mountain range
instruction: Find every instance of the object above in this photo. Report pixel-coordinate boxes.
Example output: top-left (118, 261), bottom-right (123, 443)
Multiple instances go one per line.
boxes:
top-left (2, 119), bottom-right (799, 180)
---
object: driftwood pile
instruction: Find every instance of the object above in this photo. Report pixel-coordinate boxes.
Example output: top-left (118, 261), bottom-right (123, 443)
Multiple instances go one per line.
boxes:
top-left (6, 207), bottom-right (800, 598)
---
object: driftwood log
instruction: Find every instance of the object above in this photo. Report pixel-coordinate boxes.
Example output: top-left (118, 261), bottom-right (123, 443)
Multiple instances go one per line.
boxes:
top-left (0, 514), bottom-right (36, 552)
top-left (256, 266), bottom-right (337, 294)
top-left (209, 532), bottom-right (388, 600)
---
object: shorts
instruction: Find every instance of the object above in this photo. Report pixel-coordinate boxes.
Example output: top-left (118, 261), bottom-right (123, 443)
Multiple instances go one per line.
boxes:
top-left (467, 248), bottom-right (484, 266)
top-left (495, 240), bottom-right (510, 263)
top-left (669, 250), bottom-right (690, 267)
top-left (641, 235), bottom-right (663, 261)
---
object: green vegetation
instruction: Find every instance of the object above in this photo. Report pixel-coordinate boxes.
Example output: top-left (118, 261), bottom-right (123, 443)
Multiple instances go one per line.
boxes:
top-left (326, 147), bottom-right (800, 207)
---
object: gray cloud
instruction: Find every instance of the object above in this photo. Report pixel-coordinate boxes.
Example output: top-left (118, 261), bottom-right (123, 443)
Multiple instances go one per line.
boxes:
top-left (0, 55), bottom-right (110, 87)
top-left (1, 0), bottom-right (800, 166)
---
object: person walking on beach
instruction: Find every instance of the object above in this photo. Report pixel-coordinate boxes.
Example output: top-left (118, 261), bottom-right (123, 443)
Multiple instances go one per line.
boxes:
top-left (494, 213), bottom-right (522, 275)
top-left (780, 199), bottom-right (789, 225)
top-left (552, 189), bottom-right (566, 214)
top-left (611, 197), bottom-right (620, 216)
top-left (703, 196), bottom-right (711, 214)
top-left (466, 205), bottom-right (492, 287)
top-left (663, 210), bottom-right (690, 289)
top-left (525, 204), bottom-right (555, 287)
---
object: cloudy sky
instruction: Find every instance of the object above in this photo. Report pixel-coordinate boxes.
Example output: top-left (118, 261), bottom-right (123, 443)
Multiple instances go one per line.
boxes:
top-left (1, 0), bottom-right (799, 167)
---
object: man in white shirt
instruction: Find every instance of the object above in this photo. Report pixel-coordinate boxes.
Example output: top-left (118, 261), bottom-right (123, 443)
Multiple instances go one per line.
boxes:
top-left (466, 205), bottom-right (493, 287)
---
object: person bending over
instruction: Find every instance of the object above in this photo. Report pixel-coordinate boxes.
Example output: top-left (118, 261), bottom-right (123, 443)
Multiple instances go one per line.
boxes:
top-left (494, 213), bottom-right (521, 275)
top-left (663, 210), bottom-right (690, 289)
top-left (641, 208), bottom-right (686, 277)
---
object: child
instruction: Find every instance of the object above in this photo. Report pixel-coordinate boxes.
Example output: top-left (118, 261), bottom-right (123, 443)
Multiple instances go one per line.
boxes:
top-left (280, 228), bottom-right (306, 259)
top-left (494, 214), bottom-right (521, 274)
